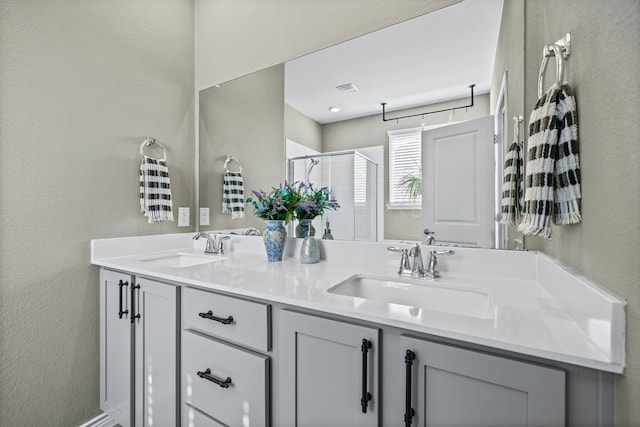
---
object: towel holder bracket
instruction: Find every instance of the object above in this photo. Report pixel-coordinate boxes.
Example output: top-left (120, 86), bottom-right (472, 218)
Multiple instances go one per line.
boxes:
top-left (543, 33), bottom-right (571, 59)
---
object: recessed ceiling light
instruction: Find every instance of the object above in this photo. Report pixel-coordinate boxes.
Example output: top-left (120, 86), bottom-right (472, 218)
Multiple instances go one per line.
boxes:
top-left (328, 106), bottom-right (340, 113)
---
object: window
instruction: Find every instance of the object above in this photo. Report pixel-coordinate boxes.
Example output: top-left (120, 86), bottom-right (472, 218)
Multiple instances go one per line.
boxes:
top-left (388, 128), bottom-right (422, 208)
top-left (353, 153), bottom-right (367, 205)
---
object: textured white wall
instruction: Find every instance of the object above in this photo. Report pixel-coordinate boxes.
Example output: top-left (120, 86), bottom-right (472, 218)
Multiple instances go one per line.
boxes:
top-left (523, 1), bottom-right (640, 424)
top-left (0, 0), bottom-right (194, 425)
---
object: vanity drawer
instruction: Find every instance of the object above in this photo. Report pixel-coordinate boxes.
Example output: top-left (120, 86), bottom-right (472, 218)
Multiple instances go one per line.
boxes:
top-left (183, 287), bottom-right (271, 352)
top-left (182, 331), bottom-right (269, 427)
top-left (183, 403), bottom-right (226, 427)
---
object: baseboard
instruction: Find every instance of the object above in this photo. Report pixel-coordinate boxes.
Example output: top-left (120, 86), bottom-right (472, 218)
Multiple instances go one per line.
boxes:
top-left (78, 413), bottom-right (118, 427)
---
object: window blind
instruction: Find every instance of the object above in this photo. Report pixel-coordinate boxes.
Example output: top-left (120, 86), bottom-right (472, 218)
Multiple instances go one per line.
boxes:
top-left (388, 128), bottom-right (422, 207)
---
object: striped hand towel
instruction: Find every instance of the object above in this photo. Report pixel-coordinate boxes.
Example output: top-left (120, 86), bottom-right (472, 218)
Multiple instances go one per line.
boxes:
top-left (139, 156), bottom-right (174, 223)
top-left (553, 84), bottom-right (581, 225)
top-left (222, 171), bottom-right (245, 219)
top-left (500, 141), bottom-right (523, 226)
top-left (518, 84), bottom-right (581, 238)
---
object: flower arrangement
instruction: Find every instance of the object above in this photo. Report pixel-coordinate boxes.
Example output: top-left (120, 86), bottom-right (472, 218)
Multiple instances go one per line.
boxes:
top-left (246, 181), bottom-right (339, 224)
top-left (246, 182), bottom-right (302, 225)
top-left (294, 182), bottom-right (340, 220)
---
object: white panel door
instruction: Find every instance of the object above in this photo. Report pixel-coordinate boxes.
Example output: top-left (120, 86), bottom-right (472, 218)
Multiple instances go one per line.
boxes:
top-left (100, 269), bottom-right (133, 427)
top-left (400, 336), bottom-right (566, 427)
top-left (422, 116), bottom-right (495, 247)
top-left (279, 310), bottom-right (379, 427)
top-left (134, 277), bottom-right (178, 427)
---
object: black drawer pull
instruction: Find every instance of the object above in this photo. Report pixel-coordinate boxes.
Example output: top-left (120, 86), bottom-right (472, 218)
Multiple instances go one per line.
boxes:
top-left (197, 368), bottom-right (232, 388)
top-left (118, 280), bottom-right (129, 319)
top-left (361, 339), bottom-right (372, 413)
top-left (199, 310), bottom-right (234, 325)
top-left (404, 350), bottom-right (416, 427)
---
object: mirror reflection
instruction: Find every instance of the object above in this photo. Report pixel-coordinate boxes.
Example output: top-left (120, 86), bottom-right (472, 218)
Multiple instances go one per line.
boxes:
top-left (199, 0), bottom-right (524, 248)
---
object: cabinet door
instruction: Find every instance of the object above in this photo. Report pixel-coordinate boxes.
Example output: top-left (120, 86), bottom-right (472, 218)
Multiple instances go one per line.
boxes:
top-left (400, 336), bottom-right (566, 427)
top-left (279, 310), bottom-right (379, 427)
top-left (134, 277), bottom-right (179, 427)
top-left (100, 269), bottom-right (133, 427)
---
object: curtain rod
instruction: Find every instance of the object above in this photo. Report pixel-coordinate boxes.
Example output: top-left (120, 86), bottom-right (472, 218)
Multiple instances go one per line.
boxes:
top-left (381, 84), bottom-right (476, 122)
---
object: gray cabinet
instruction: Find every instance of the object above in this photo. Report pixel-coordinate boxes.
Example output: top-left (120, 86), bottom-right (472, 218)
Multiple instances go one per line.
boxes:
top-left (278, 310), bottom-right (380, 427)
top-left (399, 335), bottom-right (566, 427)
top-left (99, 270), bottom-right (178, 427)
top-left (181, 286), bottom-right (271, 426)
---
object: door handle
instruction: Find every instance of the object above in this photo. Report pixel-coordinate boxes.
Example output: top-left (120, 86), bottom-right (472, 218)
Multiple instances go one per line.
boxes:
top-left (361, 339), bottom-right (372, 413)
top-left (130, 283), bottom-right (140, 324)
top-left (404, 350), bottom-right (416, 426)
top-left (118, 280), bottom-right (129, 319)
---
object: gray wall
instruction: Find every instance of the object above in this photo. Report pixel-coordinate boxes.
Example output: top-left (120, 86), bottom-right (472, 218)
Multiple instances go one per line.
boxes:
top-left (523, 1), bottom-right (640, 424)
top-left (323, 95), bottom-right (490, 241)
top-left (199, 64), bottom-right (285, 231)
top-left (0, 0), bottom-right (195, 425)
top-left (285, 104), bottom-right (323, 152)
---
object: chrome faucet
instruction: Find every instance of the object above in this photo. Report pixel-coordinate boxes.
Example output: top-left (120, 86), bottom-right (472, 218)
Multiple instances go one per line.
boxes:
top-left (408, 244), bottom-right (426, 277)
top-left (425, 249), bottom-right (455, 278)
top-left (193, 232), bottom-right (230, 255)
top-left (423, 228), bottom-right (436, 245)
top-left (388, 244), bottom-right (426, 277)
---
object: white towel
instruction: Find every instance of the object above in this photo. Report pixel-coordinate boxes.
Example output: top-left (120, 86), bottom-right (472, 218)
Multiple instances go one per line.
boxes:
top-left (500, 141), bottom-right (523, 226)
top-left (139, 156), bottom-right (174, 223)
top-left (222, 171), bottom-right (245, 219)
top-left (518, 84), bottom-right (581, 238)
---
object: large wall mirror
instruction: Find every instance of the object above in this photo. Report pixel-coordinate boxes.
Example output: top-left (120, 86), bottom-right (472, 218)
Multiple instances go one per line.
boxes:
top-left (199, 0), bottom-right (524, 249)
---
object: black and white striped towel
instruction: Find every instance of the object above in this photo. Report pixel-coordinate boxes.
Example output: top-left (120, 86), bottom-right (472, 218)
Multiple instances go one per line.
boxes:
top-left (518, 84), bottom-right (581, 238)
top-left (500, 141), bottom-right (523, 226)
top-left (222, 171), bottom-right (245, 219)
top-left (139, 156), bottom-right (174, 223)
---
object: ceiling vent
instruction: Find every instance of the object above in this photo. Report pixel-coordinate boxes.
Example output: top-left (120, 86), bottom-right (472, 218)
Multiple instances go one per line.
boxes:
top-left (336, 83), bottom-right (358, 94)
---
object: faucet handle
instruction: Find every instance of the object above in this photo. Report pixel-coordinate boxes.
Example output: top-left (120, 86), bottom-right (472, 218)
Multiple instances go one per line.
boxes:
top-left (432, 249), bottom-right (455, 256)
top-left (426, 249), bottom-right (455, 278)
top-left (217, 235), bottom-right (231, 254)
top-left (387, 246), bottom-right (411, 275)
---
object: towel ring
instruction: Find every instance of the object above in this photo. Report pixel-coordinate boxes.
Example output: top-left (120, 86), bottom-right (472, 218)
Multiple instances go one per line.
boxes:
top-left (139, 137), bottom-right (167, 161)
top-left (537, 44), bottom-right (565, 98)
top-left (224, 155), bottom-right (242, 173)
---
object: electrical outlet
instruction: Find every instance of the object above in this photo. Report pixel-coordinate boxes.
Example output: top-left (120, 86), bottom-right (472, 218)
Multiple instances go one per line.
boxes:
top-left (178, 207), bottom-right (189, 227)
top-left (199, 208), bottom-right (210, 226)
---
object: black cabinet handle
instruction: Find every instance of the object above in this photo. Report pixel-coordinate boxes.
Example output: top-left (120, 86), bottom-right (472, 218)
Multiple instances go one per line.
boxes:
top-left (197, 368), bottom-right (232, 388)
top-left (130, 283), bottom-right (141, 324)
top-left (404, 350), bottom-right (416, 427)
top-left (198, 310), bottom-right (233, 325)
top-left (118, 280), bottom-right (129, 319)
top-left (361, 339), bottom-right (372, 413)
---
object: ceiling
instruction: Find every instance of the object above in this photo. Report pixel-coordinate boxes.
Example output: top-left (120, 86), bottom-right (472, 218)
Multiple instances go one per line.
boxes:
top-left (285, 0), bottom-right (503, 124)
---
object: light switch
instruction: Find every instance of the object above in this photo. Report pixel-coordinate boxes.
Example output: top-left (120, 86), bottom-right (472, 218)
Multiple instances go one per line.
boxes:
top-left (178, 207), bottom-right (189, 227)
top-left (199, 208), bottom-right (210, 226)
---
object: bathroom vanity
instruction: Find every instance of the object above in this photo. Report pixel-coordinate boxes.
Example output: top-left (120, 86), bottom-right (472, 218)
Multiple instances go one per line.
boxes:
top-left (92, 233), bottom-right (625, 427)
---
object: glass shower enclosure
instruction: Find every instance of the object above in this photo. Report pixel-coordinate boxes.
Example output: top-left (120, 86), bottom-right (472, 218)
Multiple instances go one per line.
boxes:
top-left (288, 150), bottom-right (378, 241)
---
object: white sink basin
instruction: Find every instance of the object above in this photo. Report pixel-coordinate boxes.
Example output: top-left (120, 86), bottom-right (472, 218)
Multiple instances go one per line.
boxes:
top-left (137, 252), bottom-right (224, 268)
top-left (328, 274), bottom-right (495, 319)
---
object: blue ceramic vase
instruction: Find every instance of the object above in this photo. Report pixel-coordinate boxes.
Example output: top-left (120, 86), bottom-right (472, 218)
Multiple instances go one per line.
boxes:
top-left (263, 220), bottom-right (287, 262)
top-left (300, 236), bottom-right (320, 264)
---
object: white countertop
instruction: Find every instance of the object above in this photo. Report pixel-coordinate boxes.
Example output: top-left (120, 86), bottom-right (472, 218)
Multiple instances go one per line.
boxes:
top-left (91, 232), bottom-right (626, 374)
